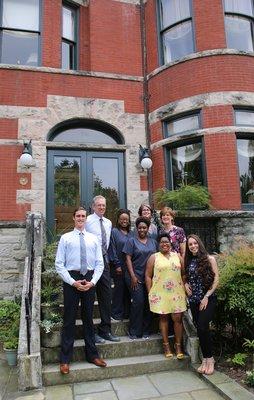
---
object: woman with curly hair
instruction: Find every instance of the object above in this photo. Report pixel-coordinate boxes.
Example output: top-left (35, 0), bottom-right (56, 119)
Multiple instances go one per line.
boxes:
top-left (184, 234), bottom-right (219, 375)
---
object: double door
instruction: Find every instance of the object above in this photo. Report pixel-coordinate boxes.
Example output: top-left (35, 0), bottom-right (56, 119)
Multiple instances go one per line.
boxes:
top-left (47, 149), bottom-right (125, 235)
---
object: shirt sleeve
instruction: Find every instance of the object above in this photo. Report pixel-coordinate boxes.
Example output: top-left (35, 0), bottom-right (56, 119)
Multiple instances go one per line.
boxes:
top-left (108, 230), bottom-right (121, 269)
top-left (55, 236), bottom-right (75, 286)
top-left (91, 239), bottom-right (104, 286)
top-left (178, 227), bottom-right (187, 243)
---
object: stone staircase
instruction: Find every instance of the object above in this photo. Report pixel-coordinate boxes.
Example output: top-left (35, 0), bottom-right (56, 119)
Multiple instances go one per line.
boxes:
top-left (41, 302), bottom-right (190, 386)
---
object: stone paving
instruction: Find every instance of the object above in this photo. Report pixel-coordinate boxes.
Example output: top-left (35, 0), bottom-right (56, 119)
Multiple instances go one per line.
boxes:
top-left (1, 351), bottom-right (254, 400)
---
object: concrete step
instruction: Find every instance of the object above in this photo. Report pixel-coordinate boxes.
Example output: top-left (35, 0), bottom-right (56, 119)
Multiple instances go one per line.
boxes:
top-left (42, 353), bottom-right (190, 386)
top-left (42, 334), bottom-right (164, 364)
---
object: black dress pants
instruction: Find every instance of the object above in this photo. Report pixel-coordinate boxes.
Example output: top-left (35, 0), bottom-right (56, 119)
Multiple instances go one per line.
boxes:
top-left (189, 296), bottom-right (216, 358)
top-left (96, 259), bottom-right (112, 335)
top-left (60, 270), bottom-right (99, 363)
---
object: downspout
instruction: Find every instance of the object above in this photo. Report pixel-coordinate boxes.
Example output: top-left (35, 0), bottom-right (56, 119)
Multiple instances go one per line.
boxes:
top-left (140, 0), bottom-right (153, 206)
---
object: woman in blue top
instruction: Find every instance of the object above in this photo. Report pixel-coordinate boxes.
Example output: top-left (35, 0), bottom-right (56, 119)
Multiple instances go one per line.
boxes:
top-left (108, 209), bottom-right (133, 321)
top-left (184, 234), bottom-right (219, 375)
top-left (123, 216), bottom-right (157, 339)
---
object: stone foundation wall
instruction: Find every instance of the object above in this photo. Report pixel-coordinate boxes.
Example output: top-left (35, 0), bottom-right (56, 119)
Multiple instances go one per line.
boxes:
top-left (0, 222), bottom-right (26, 298)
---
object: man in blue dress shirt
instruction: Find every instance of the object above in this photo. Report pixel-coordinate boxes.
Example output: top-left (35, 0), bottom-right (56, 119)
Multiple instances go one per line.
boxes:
top-left (55, 206), bottom-right (107, 374)
top-left (86, 195), bottom-right (120, 343)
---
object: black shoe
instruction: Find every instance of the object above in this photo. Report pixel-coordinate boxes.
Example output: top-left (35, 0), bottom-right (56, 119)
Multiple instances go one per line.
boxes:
top-left (99, 332), bottom-right (120, 342)
top-left (95, 334), bottom-right (106, 344)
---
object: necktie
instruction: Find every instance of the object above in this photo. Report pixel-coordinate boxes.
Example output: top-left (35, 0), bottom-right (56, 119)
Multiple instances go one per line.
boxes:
top-left (79, 232), bottom-right (87, 276)
top-left (100, 218), bottom-right (107, 256)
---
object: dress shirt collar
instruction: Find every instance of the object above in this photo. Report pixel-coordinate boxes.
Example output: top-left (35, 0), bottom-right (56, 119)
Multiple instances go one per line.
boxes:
top-left (92, 212), bottom-right (105, 221)
top-left (74, 227), bottom-right (86, 235)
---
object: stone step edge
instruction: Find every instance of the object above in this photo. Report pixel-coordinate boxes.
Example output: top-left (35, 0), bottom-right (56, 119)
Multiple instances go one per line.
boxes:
top-left (73, 334), bottom-right (161, 346)
top-left (191, 364), bottom-right (254, 400)
top-left (42, 354), bottom-right (190, 386)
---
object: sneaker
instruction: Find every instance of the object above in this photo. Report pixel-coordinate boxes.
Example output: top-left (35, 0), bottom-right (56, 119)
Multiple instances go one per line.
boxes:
top-left (129, 334), bottom-right (138, 340)
top-left (94, 334), bottom-right (106, 344)
top-left (142, 335), bottom-right (150, 340)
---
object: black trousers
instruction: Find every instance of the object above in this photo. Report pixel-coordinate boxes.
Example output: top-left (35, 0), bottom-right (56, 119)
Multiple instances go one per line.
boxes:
top-left (189, 296), bottom-right (216, 358)
top-left (111, 268), bottom-right (130, 320)
top-left (60, 270), bottom-right (99, 363)
top-left (96, 259), bottom-right (112, 335)
top-left (125, 274), bottom-right (152, 337)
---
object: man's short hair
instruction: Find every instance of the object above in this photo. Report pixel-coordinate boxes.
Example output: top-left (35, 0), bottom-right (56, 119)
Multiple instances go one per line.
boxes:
top-left (73, 206), bottom-right (86, 217)
top-left (92, 195), bottom-right (106, 205)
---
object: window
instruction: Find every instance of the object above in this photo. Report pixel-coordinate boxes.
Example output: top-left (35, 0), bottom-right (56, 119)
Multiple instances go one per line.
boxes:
top-left (165, 113), bottom-right (204, 189)
top-left (235, 109), bottom-right (254, 207)
top-left (62, 3), bottom-right (77, 70)
top-left (158, 0), bottom-right (194, 63)
top-left (0, 0), bottom-right (40, 66)
top-left (224, 0), bottom-right (254, 52)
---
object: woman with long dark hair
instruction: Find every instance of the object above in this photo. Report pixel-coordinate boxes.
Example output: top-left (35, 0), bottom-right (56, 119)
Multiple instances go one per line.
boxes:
top-left (184, 234), bottom-right (219, 375)
top-left (108, 209), bottom-right (133, 321)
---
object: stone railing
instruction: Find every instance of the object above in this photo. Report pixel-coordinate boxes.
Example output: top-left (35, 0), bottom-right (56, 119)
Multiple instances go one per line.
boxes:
top-left (18, 212), bottom-right (44, 390)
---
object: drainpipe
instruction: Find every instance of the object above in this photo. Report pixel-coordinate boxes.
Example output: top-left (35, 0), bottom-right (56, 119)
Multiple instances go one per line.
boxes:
top-left (140, 0), bottom-right (153, 206)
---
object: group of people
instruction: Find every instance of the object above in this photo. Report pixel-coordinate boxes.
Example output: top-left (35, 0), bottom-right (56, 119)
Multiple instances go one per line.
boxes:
top-left (55, 196), bottom-right (219, 377)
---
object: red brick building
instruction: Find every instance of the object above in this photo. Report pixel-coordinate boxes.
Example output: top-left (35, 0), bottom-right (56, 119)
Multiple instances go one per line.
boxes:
top-left (1, 0), bottom-right (254, 230)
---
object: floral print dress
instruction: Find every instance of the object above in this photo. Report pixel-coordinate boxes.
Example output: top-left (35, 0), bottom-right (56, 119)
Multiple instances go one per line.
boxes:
top-left (148, 252), bottom-right (186, 314)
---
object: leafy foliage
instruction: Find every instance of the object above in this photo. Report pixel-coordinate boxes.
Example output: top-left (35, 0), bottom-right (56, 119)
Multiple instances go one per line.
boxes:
top-left (40, 312), bottom-right (62, 334)
top-left (245, 370), bottom-right (254, 387)
top-left (154, 185), bottom-right (211, 210)
top-left (232, 353), bottom-right (248, 366)
top-left (0, 300), bottom-right (20, 348)
top-left (215, 246), bottom-right (254, 341)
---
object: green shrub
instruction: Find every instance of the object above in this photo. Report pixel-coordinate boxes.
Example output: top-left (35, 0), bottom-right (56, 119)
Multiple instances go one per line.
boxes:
top-left (154, 185), bottom-right (211, 210)
top-left (0, 300), bottom-right (20, 347)
top-left (215, 246), bottom-right (254, 340)
top-left (245, 370), bottom-right (254, 387)
top-left (232, 353), bottom-right (248, 366)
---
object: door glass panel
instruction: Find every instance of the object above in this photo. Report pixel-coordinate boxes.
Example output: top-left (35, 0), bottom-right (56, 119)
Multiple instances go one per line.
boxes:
top-left (54, 156), bottom-right (81, 234)
top-left (92, 158), bottom-right (120, 222)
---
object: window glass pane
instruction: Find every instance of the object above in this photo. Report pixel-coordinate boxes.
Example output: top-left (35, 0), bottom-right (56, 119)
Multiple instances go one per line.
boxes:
top-left (54, 156), bottom-right (81, 233)
top-left (160, 0), bottom-right (190, 28)
top-left (225, 16), bottom-right (253, 52)
top-left (51, 127), bottom-right (117, 144)
top-left (93, 157), bottom-right (120, 219)
top-left (224, 0), bottom-right (253, 16)
top-left (237, 139), bottom-right (254, 204)
top-left (235, 110), bottom-right (254, 125)
top-left (1, 30), bottom-right (38, 65)
top-left (62, 6), bottom-right (75, 41)
top-left (170, 143), bottom-right (203, 189)
top-left (62, 41), bottom-right (73, 69)
top-left (167, 115), bottom-right (199, 136)
top-left (2, 0), bottom-right (39, 31)
top-left (163, 21), bottom-right (194, 62)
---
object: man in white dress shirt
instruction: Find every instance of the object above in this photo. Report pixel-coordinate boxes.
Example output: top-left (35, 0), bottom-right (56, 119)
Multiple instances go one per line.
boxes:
top-left (86, 195), bottom-right (120, 342)
top-left (55, 206), bottom-right (107, 374)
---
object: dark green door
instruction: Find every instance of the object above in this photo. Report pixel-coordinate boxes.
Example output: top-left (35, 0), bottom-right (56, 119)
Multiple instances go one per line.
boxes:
top-left (47, 149), bottom-right (125, 236)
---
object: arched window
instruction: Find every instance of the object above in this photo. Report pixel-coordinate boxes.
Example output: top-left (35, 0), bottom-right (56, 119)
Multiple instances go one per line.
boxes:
top-left (48, 119), bottom-right (124, 145)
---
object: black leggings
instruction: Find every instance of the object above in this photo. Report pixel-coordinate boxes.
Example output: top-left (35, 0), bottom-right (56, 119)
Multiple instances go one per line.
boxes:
top-left (189, 297), bottom-right (216, 358)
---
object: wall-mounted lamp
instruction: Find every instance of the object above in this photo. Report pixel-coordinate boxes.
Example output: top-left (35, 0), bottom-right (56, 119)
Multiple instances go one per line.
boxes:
top-left (19, 140), bottom-right (34, 168)
top-left (139, 144), bottom-right (153, 170)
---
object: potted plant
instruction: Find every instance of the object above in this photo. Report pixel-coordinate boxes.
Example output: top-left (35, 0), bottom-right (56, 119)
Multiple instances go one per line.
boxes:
top-left (0, 300), bottom-right (20, 366)
top-left (154, 184), bottom-right (211, 210)
top-left (40, 312), bottom-right (62, 348)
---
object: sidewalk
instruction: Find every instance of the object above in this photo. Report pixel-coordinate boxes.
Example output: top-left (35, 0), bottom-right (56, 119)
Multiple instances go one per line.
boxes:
top-left (1, 351), bottom-right (254, 400)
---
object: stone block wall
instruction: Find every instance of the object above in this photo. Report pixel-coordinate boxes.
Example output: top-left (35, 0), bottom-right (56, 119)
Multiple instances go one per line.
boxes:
top-left (0, 222), bottom-right (26, 298)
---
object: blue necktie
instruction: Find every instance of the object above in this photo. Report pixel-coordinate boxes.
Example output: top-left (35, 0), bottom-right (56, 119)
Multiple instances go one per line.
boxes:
top-left (100, 218), bottom-right (107, 256)
top-left (79, 232), bottom-right (87, 276)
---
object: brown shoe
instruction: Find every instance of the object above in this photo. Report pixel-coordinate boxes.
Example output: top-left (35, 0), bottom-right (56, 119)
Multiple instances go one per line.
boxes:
top-left (60, 363), bottom-right (70, 374)
top-left (90, 357), bottom-right (107, 367)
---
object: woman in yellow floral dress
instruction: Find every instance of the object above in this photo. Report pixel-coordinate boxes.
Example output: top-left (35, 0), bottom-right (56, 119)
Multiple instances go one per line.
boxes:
top-left (145, 233), bottom-right (186, 359)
